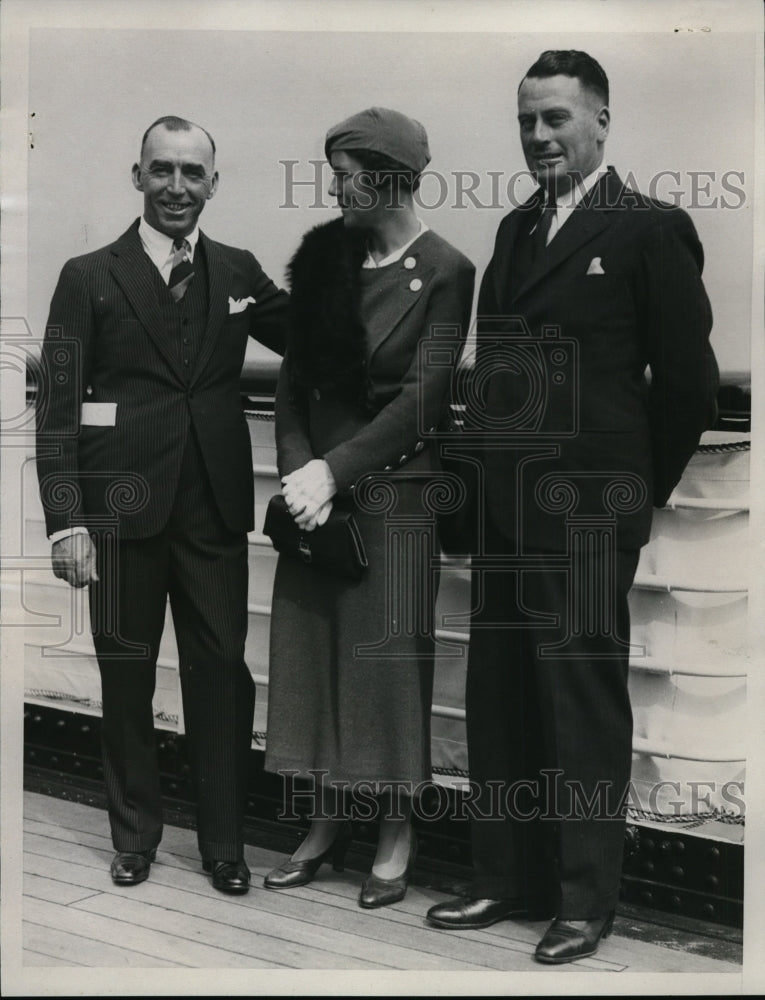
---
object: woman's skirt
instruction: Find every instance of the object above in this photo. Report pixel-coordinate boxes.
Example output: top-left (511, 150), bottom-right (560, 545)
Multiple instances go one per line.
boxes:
top-left (264, 480), bottom-right (439, 790)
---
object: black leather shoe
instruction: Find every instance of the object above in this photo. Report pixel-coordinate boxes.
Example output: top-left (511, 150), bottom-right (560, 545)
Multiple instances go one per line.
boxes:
top-left (202, 857), bottom-right (250, 895)
top-left (264, 822), bottom-right (353, 890)
top-left (534, 910), bottom-right (615, 964)
top-left (426, 895), bottom-right (554, 929)
top-left (359, 828), bottom-right (417, 909)
top-left (110, 849), bottom-right (156, 886)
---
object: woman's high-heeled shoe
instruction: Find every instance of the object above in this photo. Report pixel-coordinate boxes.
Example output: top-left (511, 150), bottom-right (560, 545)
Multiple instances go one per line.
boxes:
top-left (263, 822), bottom-right (353, 890)
top-left (358, 827), bottom-right (418, 909)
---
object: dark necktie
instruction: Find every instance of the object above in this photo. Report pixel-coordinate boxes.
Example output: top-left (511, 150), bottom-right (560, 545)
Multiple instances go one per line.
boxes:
top-left (531, 201), bottom-right (556, 259)
top-left (168, 238), bottom-right (194, 302)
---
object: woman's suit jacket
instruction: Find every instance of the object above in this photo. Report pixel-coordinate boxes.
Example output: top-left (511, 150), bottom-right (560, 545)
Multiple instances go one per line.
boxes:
top-left (275, 221), bottom-right (475, 497)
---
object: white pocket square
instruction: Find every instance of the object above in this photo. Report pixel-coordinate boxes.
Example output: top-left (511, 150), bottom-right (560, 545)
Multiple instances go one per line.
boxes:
top-left (228, 295), bottom-right (257, 313)
top-left (586, 257), bottom-right (605, 275)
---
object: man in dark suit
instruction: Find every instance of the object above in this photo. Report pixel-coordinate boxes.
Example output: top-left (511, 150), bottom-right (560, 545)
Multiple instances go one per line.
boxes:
top-left (427, 51), bottom-right (718, 961)
top-left (35, 116), bottom-right (287, 894)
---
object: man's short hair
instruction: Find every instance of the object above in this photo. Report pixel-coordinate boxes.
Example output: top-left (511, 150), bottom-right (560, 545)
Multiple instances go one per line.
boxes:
top-left (521, 50), bottom-right (609, 106)
top-left (140, 115), bottom-right (217, 160)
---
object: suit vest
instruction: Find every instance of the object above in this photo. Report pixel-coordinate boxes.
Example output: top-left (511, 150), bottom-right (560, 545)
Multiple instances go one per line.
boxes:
top-left (148, 241), bottom-right (210, 381)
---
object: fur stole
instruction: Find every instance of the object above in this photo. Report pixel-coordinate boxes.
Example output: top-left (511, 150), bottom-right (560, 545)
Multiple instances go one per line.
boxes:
top-left (285, 218), bottom-right (373, 409)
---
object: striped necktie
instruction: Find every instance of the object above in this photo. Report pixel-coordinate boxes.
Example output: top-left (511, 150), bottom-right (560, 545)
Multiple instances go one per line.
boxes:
top-left (168, 238), bottom-right (194, 302)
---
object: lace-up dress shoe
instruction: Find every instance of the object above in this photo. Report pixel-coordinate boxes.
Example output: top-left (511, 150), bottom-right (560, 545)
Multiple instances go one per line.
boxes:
top-left (203, 857), bottom-right (251, 895)
top-left (264, 822), bottom-right (352, 890)
top-left (534, 910), bottom-right (615, 963)
top-left (359, 829), bottom-right (417, 909)
top-left (426, 895), bottom-right (554, 929)
top-left (110, 849), bottom-right (156, 886)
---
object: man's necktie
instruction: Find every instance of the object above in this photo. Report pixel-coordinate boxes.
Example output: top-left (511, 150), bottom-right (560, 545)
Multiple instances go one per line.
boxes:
top-left (168, 239), bottom-right (194, 302)
top-left (531, 201), bottom-right (556, 259)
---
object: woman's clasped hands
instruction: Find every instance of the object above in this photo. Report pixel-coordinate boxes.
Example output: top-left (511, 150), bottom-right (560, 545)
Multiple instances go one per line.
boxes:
top-left (281, 458), bottom-right (337, 531)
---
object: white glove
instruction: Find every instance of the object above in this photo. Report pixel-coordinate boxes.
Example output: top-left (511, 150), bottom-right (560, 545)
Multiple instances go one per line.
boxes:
top-left (282, 459), bottom-right (337, 530)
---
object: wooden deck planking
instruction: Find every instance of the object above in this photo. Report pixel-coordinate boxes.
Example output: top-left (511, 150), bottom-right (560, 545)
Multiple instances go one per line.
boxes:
top-left (299, 880), bottom-right (743, 975)
top-left (77, 890), bottom-right (481, 972)
top-left (25, 834), bottom-right (558, 972)
top-left (24, 894), bottom-right (280, 970)
top-left (22, 791), bottom-right (743, 974)
top-left (23, 906), bottom-right (187, 968)
top-left (260, 880), bottom-right (622, 972)
top-left (24, 810), bottom-right (556, 971)
top-left (22, 948), bottom-right (86, 967)
top-left (23, 871), bottom-right (102, 906)
top-left (24, 839), bottom-right (509, 972)
top-left (254, 881), bottom-right (568, 971)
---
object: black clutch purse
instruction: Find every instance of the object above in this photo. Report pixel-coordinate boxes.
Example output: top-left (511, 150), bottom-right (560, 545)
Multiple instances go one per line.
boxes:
top-left (263, 494), bottom-right (368, 580)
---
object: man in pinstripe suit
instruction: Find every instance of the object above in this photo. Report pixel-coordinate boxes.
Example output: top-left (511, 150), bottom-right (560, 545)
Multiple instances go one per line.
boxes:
top-left (35, 116), bottom-right (288, 894)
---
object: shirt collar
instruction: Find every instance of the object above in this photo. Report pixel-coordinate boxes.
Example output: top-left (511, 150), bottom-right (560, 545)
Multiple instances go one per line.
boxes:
top-left (362, 219), bottom-right (429, 269)
top-left (138, 216), bottom-right (200, 269)
top-left (546, 166), bottom-right (608, 211)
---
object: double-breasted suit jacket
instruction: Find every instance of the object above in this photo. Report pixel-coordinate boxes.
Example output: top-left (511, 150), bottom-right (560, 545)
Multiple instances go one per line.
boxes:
top-left (37, 219), bottom-right (287, 539)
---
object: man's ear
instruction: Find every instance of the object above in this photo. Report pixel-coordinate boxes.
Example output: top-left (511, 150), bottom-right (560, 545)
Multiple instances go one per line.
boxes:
top-left (131, 163), bottom-right (144, 192)
top-left (207, 171), bottom-right (220, 201)
top-left (597, 106), bottom-right (610, 142)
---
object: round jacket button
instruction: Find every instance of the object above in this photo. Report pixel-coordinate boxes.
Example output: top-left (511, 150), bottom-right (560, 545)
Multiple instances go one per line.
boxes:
top-left (404, 256), bottom-right (416, 269)
top-left (409, 278), bottom-right (422, 291)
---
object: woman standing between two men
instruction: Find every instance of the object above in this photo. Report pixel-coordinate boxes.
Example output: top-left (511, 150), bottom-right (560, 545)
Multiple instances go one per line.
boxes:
top-left (263, 107), bottom-right (475, 907)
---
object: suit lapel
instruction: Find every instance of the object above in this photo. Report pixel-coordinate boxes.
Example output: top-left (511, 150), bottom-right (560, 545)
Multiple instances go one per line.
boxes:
top-left (509, 169), bottom-right (624, 306)
top-left (190, 232), bottom-right (231, 384)
top-left (365, 234), bottom-right (434, 362)
top-left (366, 262), bottom-right (434, 362)
top-left (109, 222), bottom-right (186, 384)
top-left (493, 193), bottom-right (541, 311)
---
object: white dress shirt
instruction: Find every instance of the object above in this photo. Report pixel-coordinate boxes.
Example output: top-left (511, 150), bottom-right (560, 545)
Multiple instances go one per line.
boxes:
top-left (138, 216), bottom-right (200, 281)
top-left (533, 166), bottom-right (608, 245)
